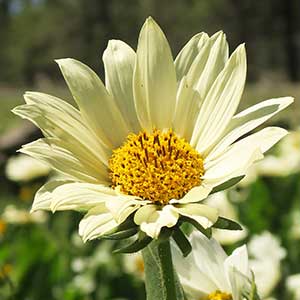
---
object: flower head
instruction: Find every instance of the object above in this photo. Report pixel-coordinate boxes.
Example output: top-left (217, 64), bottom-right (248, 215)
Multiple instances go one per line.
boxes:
top-left (13, 17), bottom-right (292, 251)
top-left (172, 232), bottom-right (258, 300)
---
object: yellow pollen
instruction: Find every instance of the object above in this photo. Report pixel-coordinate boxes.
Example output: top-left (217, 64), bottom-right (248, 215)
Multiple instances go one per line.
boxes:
top-left (109, 129), bottom-right (204, 205)
top-left (207, 291), bottom-right (232, 300)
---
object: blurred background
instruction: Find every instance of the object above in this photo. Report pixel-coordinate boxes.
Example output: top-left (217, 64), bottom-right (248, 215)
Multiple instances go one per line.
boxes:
top-left (0, 0), bottom-right (299, 299)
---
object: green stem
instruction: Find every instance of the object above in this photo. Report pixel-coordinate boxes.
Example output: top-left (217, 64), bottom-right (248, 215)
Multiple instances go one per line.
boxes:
top-left (142, 238), bottom-right (185, 300)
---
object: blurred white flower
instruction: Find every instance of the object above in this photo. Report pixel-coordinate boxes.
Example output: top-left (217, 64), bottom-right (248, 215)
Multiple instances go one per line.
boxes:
top-left (2, 204), bottom-right (48, 224)
top-left (173, 232), bottom-right (253, 300)
top-left (289, 210), bottom-right (300, 240)
top-left (6, 154), bottom-right (51, 182)
top-left (72, 273), bottom-right (96, 294)
top-left (71, 257), bottom-right (89, 273)
top-left (123, 252), bottom-right (144, 279)
top-left (248, 232), bottom-right (286, 298)
top-left (205, 191), bottom-right (248, 245)
top-left (286, 273), bottom-right (300, 300)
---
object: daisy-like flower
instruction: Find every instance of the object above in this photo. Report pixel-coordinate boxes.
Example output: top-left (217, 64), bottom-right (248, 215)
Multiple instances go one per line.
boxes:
top-left (13, 17), bottom-right (292, 248)
top-left (172, 231), bottom-right (258, 300)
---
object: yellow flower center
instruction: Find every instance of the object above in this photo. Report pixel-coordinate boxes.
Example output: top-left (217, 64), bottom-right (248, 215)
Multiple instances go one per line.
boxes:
top-left (109, 129), bottom-right (204, 205)
top-left (207, 291), bottom-right (232, 300)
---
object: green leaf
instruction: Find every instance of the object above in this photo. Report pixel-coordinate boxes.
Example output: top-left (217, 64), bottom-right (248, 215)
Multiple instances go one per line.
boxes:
top-left (172, 228), bottom-right (192, 257)
top-left (142, 239), bottom-right (185, 300)
top-left (102, 227), bottom-right (138, 240)
top-left (113, 233), bottom-right (152, 254)
top-left (213, 216), bottom-right (242, 230)
top-left (180, 216), bottom-right (212, 238)
top-left (211, 176), bottom-right (245, 193)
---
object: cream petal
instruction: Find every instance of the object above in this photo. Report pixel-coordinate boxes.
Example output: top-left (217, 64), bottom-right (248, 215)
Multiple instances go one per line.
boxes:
top-left (174, 203), bottom-right (218, 228)
top-left (192, 31), bottom-right (229, 99)
top-left (133, 17), bottom-right (177, 131)
top-left (189, 232), bottom-right (231, 292)
top-left (207, 96), bottom-right (294, 160)
top-left (135, 204), bottom-right (179, 239)
top-left (103, 40), bottom-right (141, 132)
top-left (56, 58), bottom-right (130, 148)
top-left (79, 204), bottom-right (118, 242)
top-left (172, 240), bottom-right (218, 297)
top-left (175, 32), bottom-right (209, 81)
top-left (48, 182), bottom-right (116, 212)
top-left (173, 76), bottom-right (202, 141)
top-left (170, 184), bottom-right (212, 204)
top-left (105, 197), bottom-right (143, 224)
top-left (20, 138), bottom-right (107, 183)
top-left (203, 127), bottom-right (287, 187)
top-left (191, 44), bottom-right (247, 153)
top-left (224, 245), bottom-right (249, 277)
top-left (13, 92), bottom-right (111, 167)
top-left (134, 204), bottom-right (158, 225)
top-left (31, 180), bottom-right (72, 212)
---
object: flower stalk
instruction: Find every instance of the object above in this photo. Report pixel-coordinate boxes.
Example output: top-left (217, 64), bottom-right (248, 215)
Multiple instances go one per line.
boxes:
top-left (142, 239), bottom-right (185, 300)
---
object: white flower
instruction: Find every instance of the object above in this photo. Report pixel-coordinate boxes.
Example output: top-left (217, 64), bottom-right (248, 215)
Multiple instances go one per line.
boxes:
top-left (286, 274), bottom-right (300, 300)
top-left (248, 232), bottom-right (286, 298)
top-left (13, 17), bottom-right (293, 241)
top-left (205, 191), bottom-right (248, 245)
top-left (5, 154), bottom-right (51, 182)
top-left (173, 231), bottom-right (253, 300)
top-left (2, 204), bottom-right (48, 224)
top-left (123, 252), bottom-right (145, 279)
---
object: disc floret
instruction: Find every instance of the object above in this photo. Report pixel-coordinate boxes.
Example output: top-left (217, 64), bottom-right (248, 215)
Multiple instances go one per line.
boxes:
top-left (109, 129), bottom-right (204, 204)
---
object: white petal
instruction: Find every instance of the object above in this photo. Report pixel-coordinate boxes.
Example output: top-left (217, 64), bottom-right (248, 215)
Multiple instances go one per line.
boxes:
top-left (103, 40), bottom-right (141, 132)
top-left (175, 32), bottom-right (209, 81)
top-left (173, 76), bottom-right (202, 141)
top-left (135, 204), bottom-right (179, 238)
top-left (13, 92), bottom-right (110, 167)
top-left (204, 127), bottom-right (287, 187)
top-left (224, 245), bottom-right (249, 276)
top-left (133, 17), bottom-right (177, 131)
top-left (189, 232), bottom-right (231, 292)
top-left (191, 44), bottom-right (247, 154)
top-left (56, 58), bottom-right (130, 148)
top-left (174, 203), bottom-right (219, 228)
top-left (170, 184), bottom-right (212, 204)
top-left (172, 240), bottom-right (217, 297)
top-left (106, 197), bottom-right (143, 224)
top-left (20, 138), bottom-right (107, 183)
top-left (79, 204), bottom-right (118, 242)
top-left (31, 180), bottom-right (72, 212)
top-left (207, 96), bottom-right (294, 160)
top-left (191, 31), bottom-right (229, 99)
top-left (48, 182), bottom-right (116, 212)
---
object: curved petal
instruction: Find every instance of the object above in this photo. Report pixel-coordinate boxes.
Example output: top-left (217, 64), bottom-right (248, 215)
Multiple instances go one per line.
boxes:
top-left (133, 17), bottom-right (177, 131)
top-left (56, 58), bottom-right (130, 148)
top-left (175, 203), bottom-right (218, 228)
top-left (47, 182), bottom-right (116, 212)
top-left (103, 40), bottom-right (141, 132)
top-left (207, 96), bottom-right (294, 160)
top-left (13, 92), bottom-right (110, 167)
top-left (79, 204), bottom-right (118, 242)
top-left (191, 44), bottom-right (247, 154)
top-left (134, 204), bottom-right (179, 238)
top-left (31, 180), bottom-right (72, 212)
top-left (173, 76), bottom-right (202, 141)
top-left (203, 127), bottom-right (287, 187)
top-left (190, 31), bottom-right (229, 99)
top-left (172, 240), bottom-right (217, 297)
top-left (175, 32), bottom-right (209, 81)
top-left (106, 196), bottom-right (143, 224)
top-left (224, 245), bottom-right (249, 277)
top-left (189, 232), bottom-right (231, 292)
top-left (20, 138), bottom-right (108, 183)
top-left (170, 184), bottom-right (212, 204)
